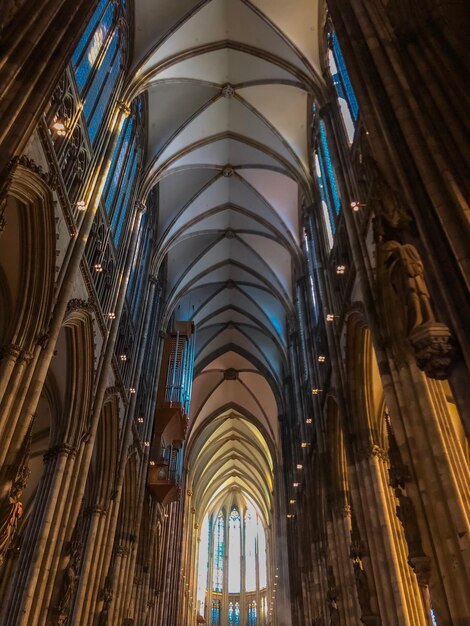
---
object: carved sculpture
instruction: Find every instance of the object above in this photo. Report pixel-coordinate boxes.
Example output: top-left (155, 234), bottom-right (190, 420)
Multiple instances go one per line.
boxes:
top-left (382, 240), bottom-right (457, 378)
top-left (382, 240), bottom-right (434, 333)
top-left (0, 433), bottom-right (31, 566)
top-left (56, 514), bottom-right (83, 624)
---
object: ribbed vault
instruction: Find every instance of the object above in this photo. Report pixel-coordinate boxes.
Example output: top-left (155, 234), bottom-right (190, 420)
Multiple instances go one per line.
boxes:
top-left (129, 2), bottom-right (323, 611)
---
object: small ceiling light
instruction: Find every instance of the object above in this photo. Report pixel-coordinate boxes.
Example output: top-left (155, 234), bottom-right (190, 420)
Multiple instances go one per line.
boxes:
top-left (301, 442), bottom-right (309, 448)
top-left (289, 499), bottom-right (296, 505)
top-left (318, 355), bottom-right (326, 362)
top-left (149, 460), bottom-right (155, 466)
top-left (120, 354), bottom-right (127, 361)
top-left (144, 441), bottom-right (150, 447)
top-left (137, 417), bottom-right (144, 423)
top-left (75, 200), bottom-right (86, 211)
top-left (94, 263), bottom-right (103, 273)
top-left (336, 265), bottom-right (346, 275)
top-left (129, 388), bottom-right (136, 394)
top-left (293, 482), bottom-right (300, 487)
top-left (297, 464), bottom-right (303, 470)
top-left (311, 388), bottom-right (322, 395)
top-left (108, 312), bottom-right (116, 319)
top-left (326, 313), bottom-right (335, 322)
top-left (164, 513), bottom-right (169, 518)
top-left (305, 418), bottom-right (313, 424)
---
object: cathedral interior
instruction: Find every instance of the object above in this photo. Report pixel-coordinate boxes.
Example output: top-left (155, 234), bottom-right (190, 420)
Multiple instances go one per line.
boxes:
top-left (0, 1), bottom-right (469, 625)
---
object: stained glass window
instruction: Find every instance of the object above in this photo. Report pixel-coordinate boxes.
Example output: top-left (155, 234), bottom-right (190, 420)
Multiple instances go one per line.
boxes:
top-left (72, 0), bottom-right (113, 92)
top-left (103, 116), bottom-right (134, 213)
top-left (72, 0), bottom-right (126, 145)
top-left (315, 120), bottom-right (341, 249)
top-left (328, 30), bottom-right (358, 143)
top-left (211, 600), bottom-right (221, 626)
top-left (212, 512), bottom-right (224, 592)
top-left (197, 515), bottom-right (210, 608)
top-left (228, 602), bottom-right (240, 626)
top-left (248, 601), bottom-right (257, 625)
top-left (128, 214), bottom-right (151, 321)
top-left (228, 508), bottom-right (241, 593)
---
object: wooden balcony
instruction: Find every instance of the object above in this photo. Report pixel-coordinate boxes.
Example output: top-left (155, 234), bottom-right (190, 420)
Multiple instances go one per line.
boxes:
top-left (157, 403), bottom-right (187, 447)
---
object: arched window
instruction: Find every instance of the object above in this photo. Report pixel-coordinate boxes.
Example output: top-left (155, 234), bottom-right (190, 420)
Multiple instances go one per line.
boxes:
top-left (248, 600), bottom-right (257, 625)
top-left (228, 601), bottom-right (240, 626)
top-left (212, 512), bottom-right (225, 592)
top-left (211, 600), bottom-right (221, 626)
top-left (315, 119), bottom-right (341, 249)
top-left (328, 29), bottom-right (359, 143)
top-left (228, 507), bottom-right (241, 593)
top-left (72, 0), bottom-right (125, 144)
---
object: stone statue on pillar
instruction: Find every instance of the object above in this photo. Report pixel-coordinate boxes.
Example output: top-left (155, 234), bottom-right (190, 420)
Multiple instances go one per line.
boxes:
top-left (0, 431), bottom-right (31, 566)
top-left (381, 240), bottom-right (456, 379)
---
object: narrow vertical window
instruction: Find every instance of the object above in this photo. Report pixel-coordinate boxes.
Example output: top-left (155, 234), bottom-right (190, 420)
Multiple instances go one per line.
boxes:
top-left (211, 600), bottom-right (221, 626)
top-left (328, 29), bottom-right (359, 143)
top-left (245, 508), bottom-right (257, 592)
top-left (212, 512), bottom-right (224, 592)
top-left (228, 508), bottom-right (241, 593)
top-left (315, 120), bottom-right (341, 249)
top-left (257, 518), bottom-right (267, 589)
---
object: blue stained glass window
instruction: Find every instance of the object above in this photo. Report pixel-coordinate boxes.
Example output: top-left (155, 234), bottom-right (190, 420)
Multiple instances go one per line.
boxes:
top-left (83, 29), bottom-right (118, 129)
top-left (104, 116), bottom-right (134, 213)
top-left (319, 121), bottom-right (341, 216)
top-left (228, 602), bottom-right (240, 626)
top-left (248, 602), bottom-right (257, 626)
top-left (73, 1), bottom-right (115, 93)
top-left (330, 31), bottom-right (359, 122)
top-left (87, 44), bottom-right (122, 143)
top-left (113, 150), bottom-right (139, 246)
top-left (128, 215), bottom-right (151, 320)
top-left (430, 609), bottom-right (438, 626)
top-left (212, 512), bottom-right (225, 592)
top-left (72, 0), bottom-right (108, 76)
top-left (211, 600), bottom-right (221, 626)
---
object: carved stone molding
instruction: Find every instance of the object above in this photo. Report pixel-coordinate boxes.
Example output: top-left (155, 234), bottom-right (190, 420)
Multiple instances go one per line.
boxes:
top-left (0, 343), bottom-right (22, 361)
top-left (43, 444), bottom-right (77, 463)
top-left (16, 155), bottom-right (58, 190)
top-left (409, 321), bottom-right (457, 380)
top-left (66, 297), bottom-right (96, 314)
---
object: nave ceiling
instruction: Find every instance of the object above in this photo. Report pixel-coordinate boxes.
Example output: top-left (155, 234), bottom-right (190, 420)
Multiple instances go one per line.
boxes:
top-left (127, 0), bottom-right (324, 512)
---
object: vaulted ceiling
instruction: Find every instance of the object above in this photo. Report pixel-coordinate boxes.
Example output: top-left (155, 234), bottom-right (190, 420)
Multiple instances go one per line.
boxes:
top-left (129, 0), bottom-right (324, 511)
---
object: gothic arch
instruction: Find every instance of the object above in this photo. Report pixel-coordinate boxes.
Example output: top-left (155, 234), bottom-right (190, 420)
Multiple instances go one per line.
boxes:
top-left (0, 165), bottom-right (56, 352)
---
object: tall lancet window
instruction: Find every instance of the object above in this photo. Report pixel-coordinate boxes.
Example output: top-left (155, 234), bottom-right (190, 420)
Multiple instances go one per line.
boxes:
top-left (328, 29), bottom-right (359, 143)
top-left (248, 600), bottom-right (257, 625)
top-left (228, 508), bottom-right (241, 593)
top-left (71, 0), bottom-right (125, 143)
top-left (211, 600), bottom-right (221, 626)
top-left (315, 119), bottom-right (341, 249)
top-left (257, 517), bottom-right (267, 589)
top-left (245, 509), bottom-right (257, 592)
top-left (212, 512), bottom-right (225, 592)
top-left (228, 601), bottom-right (240, 625)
